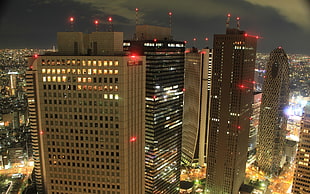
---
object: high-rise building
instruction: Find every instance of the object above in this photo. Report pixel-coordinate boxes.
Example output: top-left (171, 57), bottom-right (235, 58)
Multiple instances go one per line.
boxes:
top-left (124, 25), bottom-right (185, 194)
top-left (292, 102), bottom-right (310, 193)
top-left (26, 31), bottom-right (146, 194)
top-left (205, 18), bottom-right (257, 193)
top-left (256, 47), bottom-right (289, 176)
top-left (182, 47), bottom-right (213, 166)
top-left (247, 92), bottom-right (262, 165)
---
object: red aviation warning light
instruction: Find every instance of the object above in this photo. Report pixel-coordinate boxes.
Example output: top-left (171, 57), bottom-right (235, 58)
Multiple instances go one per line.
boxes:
top-left (34, 54), bottom-right (38, 58)
top-left (94, 20), bottom-right (99, 25)
top-left (69, 17), bottom-right (74, 22)
top-left (40, 130), bottom-right (44, 135)
top-left (168, 11), bottom-right (173, 16)
top-left (205, 37), bottom-right (209, 41)
top-left (108, 17), bottom-right (113, 22)
top-left (135, 8), bottom-right (139, 12)
top-left (130, 136), bottom-right (137, 142)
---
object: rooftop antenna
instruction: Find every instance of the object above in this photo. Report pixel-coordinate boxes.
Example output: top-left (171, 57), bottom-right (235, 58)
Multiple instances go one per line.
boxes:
top-left (226, 13), bottom-right (231, 29)
top-left (236, 17), bottom-right (240, 30)
top-left (69, 16), bottom-right (75, 31)
top-left (193, 37), bottom-right (197, 47)
top-left (168, 11), bottom-right (173, 37)
top-left (205, 37), bottom-right (209, 48)
top-left (94, 20), bottom-right (99, 32)
top-left (108, 17), bottom-right (113, 32)
top-left (135, 8), bottom-right (139, 25)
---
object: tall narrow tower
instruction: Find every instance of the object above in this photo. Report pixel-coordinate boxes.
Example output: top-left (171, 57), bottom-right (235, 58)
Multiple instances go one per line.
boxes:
top-left (257, 47), bottom-right (289, 176)
top-left (124, 25), bottom-right (185, 194)
top-left (26, 31), bottom-right (146, 194)
top-left (182, 48), bottom-right (213, 166)
top-left (205, 16), bottom-right (257, 193)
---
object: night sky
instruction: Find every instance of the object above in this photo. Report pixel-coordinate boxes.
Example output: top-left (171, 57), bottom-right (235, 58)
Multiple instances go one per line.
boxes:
top-left (0, 0), bottom-right (309, 54)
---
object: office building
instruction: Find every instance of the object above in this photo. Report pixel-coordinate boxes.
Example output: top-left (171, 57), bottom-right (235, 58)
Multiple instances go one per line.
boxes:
top-left (26, 31), bottom-right (146, 194)
top-left (182, 47), bottom-right (213, 166)
top-left (247, 92), bottom-right (262, 165)
top-left (205, 18), bottom-right (257, 193)
top-left (292, 102), bottom-right (310, 193)
top-left (124, 25), bottom-right (185, 193)
top-left (256, 47), bottom-right (289, 176)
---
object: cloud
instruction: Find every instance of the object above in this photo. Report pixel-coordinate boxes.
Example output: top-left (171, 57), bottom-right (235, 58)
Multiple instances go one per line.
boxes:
top-left (244, 0), bottom-right (310, 31)
top-left (70, 0), bottom-right (241, 25)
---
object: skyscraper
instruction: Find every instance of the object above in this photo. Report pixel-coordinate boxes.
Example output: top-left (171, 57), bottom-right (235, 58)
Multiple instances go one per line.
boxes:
top-left (292, 101), bottom-right (310, 193)
top-left (182, 48), bottom-right (213, 166)
top-left (205, 17), bottom-right (257, 193)
top-left (247, 92), bottom-right (262, 165)
top-left (257, 47), bottom-right (289, 176)
top-left (124, 25), bottom-right (185, 193)
top-left (26, 31), bottom-right (146, 194)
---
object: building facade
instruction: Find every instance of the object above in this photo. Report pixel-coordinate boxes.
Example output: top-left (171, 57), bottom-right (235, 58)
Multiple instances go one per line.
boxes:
top-left (247, 92), bottom-right (262, 165)
top-left (292, 102), bottom-right (310, 193)
top-left (124, 25), bottom-right (185, 194)
top-left (26, 31), bottom-right (146, 194)
top-left (182, 48), bottom-right (213, 166)
top-left (206, 27), bottom-right (257, 193)
top-left (256, 47), bottom-right (289, 176)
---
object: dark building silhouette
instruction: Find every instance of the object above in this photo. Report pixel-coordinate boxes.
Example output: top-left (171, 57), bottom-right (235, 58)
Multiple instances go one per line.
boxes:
top-left (205, 16), bottom-right (257, 193)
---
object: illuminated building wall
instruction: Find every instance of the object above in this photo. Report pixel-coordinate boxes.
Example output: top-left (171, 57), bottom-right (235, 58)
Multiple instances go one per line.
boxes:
top-left (26, 31), bottom-right (146, 194)
top-left (206, 28), bottom-right (257, 194)
top-left (247, 92), bottom-right (262, 165)
top-left (257, 47), bottom-right (289, 176)
top-left (292, 102), bottom-right (310, 193)
top-left (124, 25), bottom-right (185, 194)
top-left (182, 48), bottom-right (213, 166)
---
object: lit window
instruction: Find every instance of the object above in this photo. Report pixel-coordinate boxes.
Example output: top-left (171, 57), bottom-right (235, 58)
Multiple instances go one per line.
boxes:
top-left (93, 69), bottom-right (97, 74)
top-left (77, 77), bottom-right (82, 83)
top-left (67, 60), bottom-right (70, 65)
top-left (82, 60), bottom-right (86, 66)
top-left (43, 77), bottom-right (46, 82)
top-left (93, 61), bottom-right (96, 66)
top-left (104, 94), bottom-right (108, 99)
top-left (88, 78), bottom-right (92, 83)
top-left (83, 78), bottom-right (87, 83)
top-left (47, 69), bottom-right (51, 74)
top-left (114, 61), bottom-right (119, 66)
top-left (109, 61), bottom-right (113, 66)
top-left (98, 70), bottom-right (102, 74)
top-left (88, 61), bottom-right (91, 66)
top-left (114, 70), bottom-right (118, 74)
top-left (115, 86), bottom-right (118, 91)
top-left (109, 70), bottom-right (113, 74)
top-left (42, 69), bottom-right (46, 74)
top-left (104, 70), bottom-right (108, 75)
top-left (62, 76), bottom-right (67, 82)
top-left (57, 76), bottom-right (61, 82)
top-left (77, 85), bottom-right (82, 90)
top-left (52, 69), bottom-right (56, 74)
top-left (72, 60), bottom-right (76, 65)
top-left (104, 61), bottom-right (108, 66)
top-left (62, 69), bottom-right (66, 74)
top-left (98, 61), bottom-right (102, 66)
top-left (88, 69), bottom-right (92, 75)
top-left (47, 76), bottom-right (51, 82)
top-left (109, 86), bottom-right (113, 91)
top-left (109, 94), bottom-right (113, 99)
top-left (52, 76), bottom-right (57, 82)
top-left (115, 94), bottom-right (119, 100)
top-left (57, 69), bottom-right (61, 74)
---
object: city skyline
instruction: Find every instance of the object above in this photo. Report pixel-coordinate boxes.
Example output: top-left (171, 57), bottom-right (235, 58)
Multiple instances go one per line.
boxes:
top-left (0, 0), bottom-right (310, 54)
